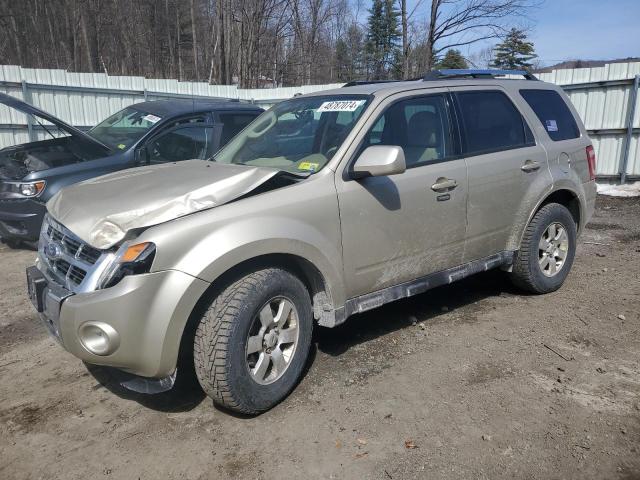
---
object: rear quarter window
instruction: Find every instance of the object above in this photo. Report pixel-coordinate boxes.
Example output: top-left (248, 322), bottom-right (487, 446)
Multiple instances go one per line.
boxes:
top-left (520, 89), bottom-right (581, 141)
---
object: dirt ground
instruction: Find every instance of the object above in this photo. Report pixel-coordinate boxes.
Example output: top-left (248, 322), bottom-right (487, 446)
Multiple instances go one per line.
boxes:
top-left (1, 196), bottom-right (639, 480)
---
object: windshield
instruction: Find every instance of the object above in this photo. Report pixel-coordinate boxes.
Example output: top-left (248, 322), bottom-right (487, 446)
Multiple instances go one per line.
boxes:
top-left (88, 107), bottom-right (161, 150)
top-left (213, 95), bottom-right (370, 174)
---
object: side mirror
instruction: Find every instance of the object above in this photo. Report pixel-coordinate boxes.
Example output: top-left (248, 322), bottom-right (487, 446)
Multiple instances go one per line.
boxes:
top-left (351, 145), bottom-right (406, 178)
top-left (135, 147), bottom-right (150, 166)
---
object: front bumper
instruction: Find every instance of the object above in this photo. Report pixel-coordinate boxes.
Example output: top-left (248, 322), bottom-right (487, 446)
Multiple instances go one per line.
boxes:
top-left (0, 198), bottom-right (46, 241)
top-left (27, 265), bottom-right (209, 378)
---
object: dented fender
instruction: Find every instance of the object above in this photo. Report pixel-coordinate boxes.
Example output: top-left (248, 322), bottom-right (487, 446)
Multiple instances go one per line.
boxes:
top-left (134, 171), bottom-right (347, 308)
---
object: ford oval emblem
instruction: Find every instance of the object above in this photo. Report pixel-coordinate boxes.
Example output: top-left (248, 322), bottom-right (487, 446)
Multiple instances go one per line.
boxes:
top-left (45, 242), bottom-right (63, 260)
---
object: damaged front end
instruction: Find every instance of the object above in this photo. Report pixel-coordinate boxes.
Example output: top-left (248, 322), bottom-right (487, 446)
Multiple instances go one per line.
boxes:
top-left (46, 159), bottom-right (293, 250)
top-left (0, 138), bottom-right (89, 180)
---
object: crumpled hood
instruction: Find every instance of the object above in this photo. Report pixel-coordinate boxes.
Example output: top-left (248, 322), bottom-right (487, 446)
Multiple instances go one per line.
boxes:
top-left (47, 159), bottom-right (279, 250)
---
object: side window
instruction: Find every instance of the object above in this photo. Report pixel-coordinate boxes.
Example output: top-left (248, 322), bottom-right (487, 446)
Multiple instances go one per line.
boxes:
top-left (364, 115), bottom-right (386, 146)
top-left (147, 126), bottom-right (210, 164)
top-left (455, 90), bottom-right (534, 155)
top-left (218, 113), bottom-right (260, 146)
top-left (520, 89), bottom-right (580, 141)
top-left (362, 94), bottom-right (453, 168)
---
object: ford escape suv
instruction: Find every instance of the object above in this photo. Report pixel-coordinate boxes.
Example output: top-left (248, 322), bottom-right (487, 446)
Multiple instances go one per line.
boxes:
top-left (26, 69), bottom-right (597, 414)
top-left (0, 94), bottom-right (262, 246)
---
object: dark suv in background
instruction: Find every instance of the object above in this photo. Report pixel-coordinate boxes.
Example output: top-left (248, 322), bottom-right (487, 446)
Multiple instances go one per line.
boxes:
top-left (0, 94), bottom-right (263, 246)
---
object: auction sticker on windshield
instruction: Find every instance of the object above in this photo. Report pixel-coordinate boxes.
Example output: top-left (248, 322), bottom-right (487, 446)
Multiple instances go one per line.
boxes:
top-left (317, 100), bottom-right (366, 112)
top-left (143, 114), bottom-right (162, 124)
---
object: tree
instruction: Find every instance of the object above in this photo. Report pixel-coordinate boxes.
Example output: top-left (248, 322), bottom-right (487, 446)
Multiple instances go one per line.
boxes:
top-left (365, 0), bottom-right (401, 79)
top-left (467, 46), bottom-right (495, 69)
top-left (0, 0), bottom-right (537, 86)
top-left (334, 38), bottom-right (351, 81)
top-left (398, 0), bottom-right (427, 79)
top-left (490, 28), bottom-right (537, 70)
top-left (435, 49), bottom-right (468, 69)
top-left (424, 0), bottom-right (535, 71)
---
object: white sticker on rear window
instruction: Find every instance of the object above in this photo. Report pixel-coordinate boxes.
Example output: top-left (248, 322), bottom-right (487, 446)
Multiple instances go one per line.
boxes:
top-left (143, 114), bottom-right (162, 124)
top-left (545, 119), bottom-right (558, 132)
top-left (317, 100), bottom-right (365, 113)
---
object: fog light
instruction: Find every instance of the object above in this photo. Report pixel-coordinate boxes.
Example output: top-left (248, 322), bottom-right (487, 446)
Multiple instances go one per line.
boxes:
top-left (78, 322), bottom-right (120, 356)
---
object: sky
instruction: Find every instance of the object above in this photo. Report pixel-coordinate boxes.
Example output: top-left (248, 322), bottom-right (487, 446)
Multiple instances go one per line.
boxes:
top-left (526, 0), bottom-right (640, 65)
top-left (398, 0), bottom-right (640, 67)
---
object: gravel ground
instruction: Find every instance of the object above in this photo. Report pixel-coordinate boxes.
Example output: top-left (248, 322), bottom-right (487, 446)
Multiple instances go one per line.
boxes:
top-left (0, 196), bottom-right (639, 480)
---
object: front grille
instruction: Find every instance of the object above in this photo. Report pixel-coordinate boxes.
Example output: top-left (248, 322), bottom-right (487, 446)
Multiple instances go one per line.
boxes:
top-left (39, 216), bottom-right (105, 290)
top-left (46, 224), bottom-right (102, 265)
top-left (50, 258), bottom-right (87, 285)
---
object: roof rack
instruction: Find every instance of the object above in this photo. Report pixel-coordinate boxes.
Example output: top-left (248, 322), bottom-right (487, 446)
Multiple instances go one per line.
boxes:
top-left (423, 69), bottom-right (538, 81)
top-left (342, 79), bottom-right (407, 88)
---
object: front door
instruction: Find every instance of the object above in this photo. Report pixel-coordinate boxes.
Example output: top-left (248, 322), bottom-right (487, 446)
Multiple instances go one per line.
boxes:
top-left (336, 91), bottom-right (468, 298)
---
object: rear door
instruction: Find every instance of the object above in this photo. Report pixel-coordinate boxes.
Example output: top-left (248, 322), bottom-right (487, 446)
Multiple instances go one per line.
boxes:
top-left (450, 87), bottom-right (551, 262)
top-left (336, 90), bottom-right (468, 298)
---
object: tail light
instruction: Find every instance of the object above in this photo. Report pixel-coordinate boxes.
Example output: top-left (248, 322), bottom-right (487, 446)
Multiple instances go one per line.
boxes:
top-left (586, 145), bottom-right (596, 181)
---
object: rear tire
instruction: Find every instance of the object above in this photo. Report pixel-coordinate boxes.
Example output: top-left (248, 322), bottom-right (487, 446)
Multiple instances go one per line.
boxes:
top-left (510, 203), bottom-right (577, 294)
top-left (194, 268), bottom-right (313, 415)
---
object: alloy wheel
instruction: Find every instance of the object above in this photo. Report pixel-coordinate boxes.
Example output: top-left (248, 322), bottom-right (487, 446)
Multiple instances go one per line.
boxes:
top-left (245, 297), bottom-right (300, 385)
top-left (538, 222), bottom-right (569, 277)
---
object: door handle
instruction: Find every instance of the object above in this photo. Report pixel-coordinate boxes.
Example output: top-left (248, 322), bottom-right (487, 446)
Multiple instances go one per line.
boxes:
top-left (431, 178), bottom-right (458, 192)
top-left (521, 160), bottom-right (541, 173)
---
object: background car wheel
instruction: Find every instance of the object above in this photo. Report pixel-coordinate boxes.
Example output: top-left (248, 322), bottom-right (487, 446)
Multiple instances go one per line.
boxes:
top-left (2, 238), bottom-right (23, 249)
top-left (194, 267), bottom-right (313, 415)
top-left (509, 202), bottom-right (577, 294)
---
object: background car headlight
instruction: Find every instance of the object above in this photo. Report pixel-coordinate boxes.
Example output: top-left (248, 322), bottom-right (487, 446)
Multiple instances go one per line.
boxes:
top-left (20, 181), bottom-right (46, 196)
top-left (99, 242), bottom-right (156, 289)
top-left (8, 180), bottom-right (46, 197)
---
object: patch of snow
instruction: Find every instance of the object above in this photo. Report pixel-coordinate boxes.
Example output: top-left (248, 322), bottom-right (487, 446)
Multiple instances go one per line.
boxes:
top-left (596, 181), bottom-right (640, 197)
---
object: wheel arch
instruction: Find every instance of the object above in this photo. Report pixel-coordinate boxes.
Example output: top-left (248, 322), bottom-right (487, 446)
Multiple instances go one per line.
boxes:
top-left (174, 252), bottom-right (338, 382)
top-left (510, 187), bottom-right (582, 252)
top-left (201, 252), bottom-right (336, 325)
top-left (537, 189), bottom-right (581, 230)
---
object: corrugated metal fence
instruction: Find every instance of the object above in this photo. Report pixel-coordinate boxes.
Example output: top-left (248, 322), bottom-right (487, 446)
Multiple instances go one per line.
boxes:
top-left (537, 63), bottom-right (640, 182)
top-left (0, 64), bottom-right (342, 148)
top-left (1, 62), bottom-right (639, 181)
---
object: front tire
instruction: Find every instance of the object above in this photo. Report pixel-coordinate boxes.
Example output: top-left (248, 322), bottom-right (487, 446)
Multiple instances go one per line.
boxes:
top-left (194, 268), bottom-right (313, 414)
top-left (2, 238), bottom-right (22, 249)
top-left (510, 203), bottom-right (577, 294)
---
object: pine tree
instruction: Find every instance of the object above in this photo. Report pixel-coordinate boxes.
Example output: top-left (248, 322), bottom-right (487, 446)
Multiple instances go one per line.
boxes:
top-left (435, 49), bottom-right (468, 70)
top-left (334, 24), bottom-right (366, 82)
top-left (365, 0), bottom-right (401, 79)
top-left (334, 39), bottom-right (350, 81)
top-left (491, 28), bottom-right (537, 71)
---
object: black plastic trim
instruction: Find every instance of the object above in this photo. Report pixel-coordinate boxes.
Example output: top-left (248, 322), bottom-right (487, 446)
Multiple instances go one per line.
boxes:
top-left (338, 251), bottom-right (514, 322)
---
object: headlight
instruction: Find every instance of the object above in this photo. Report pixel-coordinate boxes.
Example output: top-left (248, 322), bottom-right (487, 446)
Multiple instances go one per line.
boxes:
top-left (5, 180), bottom-right (46, 197)
top-left (20, 181), bottom-right (46, 196)
top-left (99, 241), bottom-right (156, 289)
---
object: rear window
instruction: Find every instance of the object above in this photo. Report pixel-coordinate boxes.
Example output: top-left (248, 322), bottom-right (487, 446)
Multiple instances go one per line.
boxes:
top-left (520, 89), bottom-right (580, 141)
top-left (455, 90), bottom-right (534, 155)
